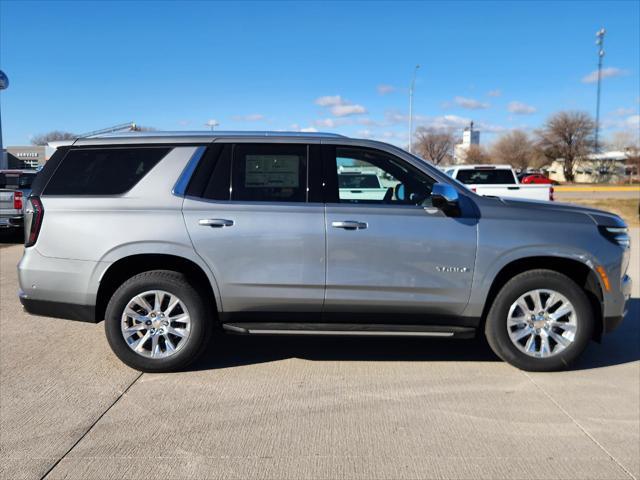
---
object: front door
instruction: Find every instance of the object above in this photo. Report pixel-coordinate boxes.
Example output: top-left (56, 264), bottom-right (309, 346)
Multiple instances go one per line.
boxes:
top-left (323, 145), bottom-right (478, 320)
top-left (183, 143), bottom-right (325, 317)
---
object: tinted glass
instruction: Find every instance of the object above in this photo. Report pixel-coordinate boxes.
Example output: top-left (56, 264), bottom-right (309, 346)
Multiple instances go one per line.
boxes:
top-left (232, 144), bottom-right (307, 202)
top-left (44, 147), bottom-right (170, 195)
top-left (333, 147), bottom-right (434, 205)
top-left (185, 144), bottom-right (232, 200)
top-left (455, 169), bottom-right (516, 184)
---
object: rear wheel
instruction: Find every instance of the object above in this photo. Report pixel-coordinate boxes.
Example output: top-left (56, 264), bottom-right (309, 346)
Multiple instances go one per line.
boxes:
top-left (105, 270), bottom-right (211, 372)
top-left (485, 269), bottom-right (594, 371)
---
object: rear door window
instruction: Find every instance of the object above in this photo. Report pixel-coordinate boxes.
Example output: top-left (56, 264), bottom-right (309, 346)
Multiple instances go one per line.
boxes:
top-left (455, 169), bottom-right (516, 184)
top-left (43, 147), bottom-right (170, 195)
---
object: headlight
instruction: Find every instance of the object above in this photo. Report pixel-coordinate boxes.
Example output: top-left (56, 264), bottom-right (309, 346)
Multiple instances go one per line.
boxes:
top-left (598, 226), bottom-right (630, 248)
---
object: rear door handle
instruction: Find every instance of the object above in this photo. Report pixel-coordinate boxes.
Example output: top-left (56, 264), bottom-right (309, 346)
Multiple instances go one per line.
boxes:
top-left (331, 220), bottom-right (368, 230)
top-left (199, 218), bottom-right (234, 228)
top-left (507, 186), bottom-right (520, 190)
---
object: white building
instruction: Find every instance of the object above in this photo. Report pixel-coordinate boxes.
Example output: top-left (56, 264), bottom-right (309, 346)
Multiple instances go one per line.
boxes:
top-left (453, 121), bottom-right (480, 164)
top-left (547, 150), bottom-right (630, 183)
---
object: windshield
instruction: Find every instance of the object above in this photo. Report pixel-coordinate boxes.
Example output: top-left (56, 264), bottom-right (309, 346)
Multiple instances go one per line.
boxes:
top-left (455, 169), bottom-right (516, 185)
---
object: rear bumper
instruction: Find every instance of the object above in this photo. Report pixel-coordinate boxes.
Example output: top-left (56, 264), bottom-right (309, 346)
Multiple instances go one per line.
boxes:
top-left (19, 292), bottom-right (97, 323)
top-left (0, 215), bottom-right (23, 228)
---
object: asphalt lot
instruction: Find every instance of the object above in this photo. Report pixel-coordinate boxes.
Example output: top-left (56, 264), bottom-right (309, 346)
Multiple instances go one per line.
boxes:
top-left (1, 232), bottom-right (638, 480)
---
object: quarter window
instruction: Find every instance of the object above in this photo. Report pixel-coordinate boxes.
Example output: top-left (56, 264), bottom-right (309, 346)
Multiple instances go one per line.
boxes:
top-left (43, 147), bottom-right (170, 195)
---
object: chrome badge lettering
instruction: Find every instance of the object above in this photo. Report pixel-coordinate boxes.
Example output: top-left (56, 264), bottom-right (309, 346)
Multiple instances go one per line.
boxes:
top-left (436, 266), bottom-right (470, 273)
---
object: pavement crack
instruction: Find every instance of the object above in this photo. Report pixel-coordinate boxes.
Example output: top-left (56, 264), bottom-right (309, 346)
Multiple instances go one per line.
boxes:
top-left (39, 372), bottom-right (144, 480)
top-left (523, 371), bottom-right (637, 480)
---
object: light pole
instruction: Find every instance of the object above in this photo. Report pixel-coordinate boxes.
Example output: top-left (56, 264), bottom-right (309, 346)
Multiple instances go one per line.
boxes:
top-left (205, 119), bottom-right (219, 131)
top-left (594, 28), bottom-right (606, 153)
top-left (0, 70), bottom-right (8, 170)
top-left (408, 64), bottom-right (420, 153)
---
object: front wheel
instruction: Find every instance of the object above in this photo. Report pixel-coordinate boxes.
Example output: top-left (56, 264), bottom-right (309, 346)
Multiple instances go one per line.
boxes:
top-left (485, 269), bottom-right (594, 371)
top-left (105, 270), bottom-right (211, 372)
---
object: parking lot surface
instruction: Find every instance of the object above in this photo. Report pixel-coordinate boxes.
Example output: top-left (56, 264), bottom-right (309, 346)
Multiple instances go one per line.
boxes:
top-left (1, 232), bottom-right (638, 480)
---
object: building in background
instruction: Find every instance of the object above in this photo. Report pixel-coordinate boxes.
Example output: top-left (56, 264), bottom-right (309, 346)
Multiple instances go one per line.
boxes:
top-left (546, 150), bottom-right (630, 183)
top-left (6, 146), bottom-right (47, 169)
top-left (453, 122), bottom-right (480, 164)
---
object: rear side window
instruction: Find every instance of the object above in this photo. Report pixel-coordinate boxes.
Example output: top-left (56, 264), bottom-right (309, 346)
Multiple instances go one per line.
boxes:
top-left (455, 169), bottom-right (516, 185)
top-left (44, 147), bottom-right (170, 195)
top-left (231, 144), bottom-right (307, 202)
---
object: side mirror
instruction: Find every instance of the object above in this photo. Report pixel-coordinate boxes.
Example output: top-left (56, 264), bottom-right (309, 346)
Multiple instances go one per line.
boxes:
top-left (431, 183), bottom-right (460, 214)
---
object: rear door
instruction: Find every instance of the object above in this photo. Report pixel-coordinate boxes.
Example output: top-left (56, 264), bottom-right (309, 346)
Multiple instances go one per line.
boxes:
top-left (323, 145), bottom-right (478, 320)
top-left (182, 142), bottom-right (326, 318)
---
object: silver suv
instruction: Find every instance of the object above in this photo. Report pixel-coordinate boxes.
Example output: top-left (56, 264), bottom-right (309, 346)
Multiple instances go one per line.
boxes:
top-left (18, 132), bottom-right (632, 372)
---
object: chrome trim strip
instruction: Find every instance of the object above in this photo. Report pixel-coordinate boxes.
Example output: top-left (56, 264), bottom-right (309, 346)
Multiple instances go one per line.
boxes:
top-left (172, 146), bottom-right (207, 197)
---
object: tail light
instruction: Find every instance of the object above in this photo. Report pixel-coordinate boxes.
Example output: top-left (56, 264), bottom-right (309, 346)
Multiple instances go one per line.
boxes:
top-left (471, 187), bottom-right (477, 193)
top-left (13, 191), bottom-right (23, 210)
top-left (25, 196), bottom-right (44, 248)
top-left (549, 186), bottom-right (554, 202)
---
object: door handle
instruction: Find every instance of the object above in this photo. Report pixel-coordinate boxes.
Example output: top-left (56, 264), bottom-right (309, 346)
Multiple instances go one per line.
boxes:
top-left (199, 218), bottom-right (234, 228)
top-left (331, 220), bottom-right (368, 230)
top-left (507, 186), bottom-right (520, 190)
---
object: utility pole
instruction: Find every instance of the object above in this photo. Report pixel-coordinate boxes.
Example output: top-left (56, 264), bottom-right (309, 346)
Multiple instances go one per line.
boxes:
top-left (205, 119), bottom-right (219, 131)
top-left (594, 27), bottom-right (606, 153)
top-left (0, 70), bottom-right (9, 170)
top-left (408, 64), bottom-right (420, 153)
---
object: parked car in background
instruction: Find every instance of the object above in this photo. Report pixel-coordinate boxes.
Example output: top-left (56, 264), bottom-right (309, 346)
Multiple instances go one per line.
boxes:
top-left (338, 171), bottom-right (391, 201)
top-left (0, 170), bottom-right (38, 231)
top-left (18, 132), bottom-right (630, 373)
top-left (445, 165), bottom-right (554, 201)
top-left (521, 173), bottom-right (555, 185)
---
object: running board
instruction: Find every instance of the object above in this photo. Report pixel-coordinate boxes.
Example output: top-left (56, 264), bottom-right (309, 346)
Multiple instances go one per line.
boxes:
top-left (222, 322), bottom-right (475, 339)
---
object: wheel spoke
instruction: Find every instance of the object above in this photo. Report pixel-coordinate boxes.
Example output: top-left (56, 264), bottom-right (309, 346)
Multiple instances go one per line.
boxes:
top-left (169, 313), bottom-right (189, 324)
top-left (164, 296), bottom-right (180, 316)
top-left (549, 321), bottom-right (576, 333)
top-left (164, 335), bottom-right (176, 353)
top-left (153, 292), bottom-right (163, 312)
top-left (548, 330), bottom-right (571, 348)
top-left (133, 331), bottom-right (151, 352)
top-left (531, 290), bottom-right (543, 312)
top-left (549, 304), bottom-right (572, 321)
top-left (134, 295), bottom-right (154, 314)
top-left (166, 326), bottom-right (187, 338)
top-left (524, 334), bottom-right (537, 353)
top-left (151, 335), bottom-right (160, 357)
top-left (125, 307), bottom-right (147, 323)
top-left (544, 292), bottom-right (558, 312)
top-left (540, 335), bottom-right (551, 356)
top-left (512, 326), bottom-right (533, 341)
top-left (123, 323), bottom-right (147, 335)
top-left (516, 298), bottom-right (531, 315)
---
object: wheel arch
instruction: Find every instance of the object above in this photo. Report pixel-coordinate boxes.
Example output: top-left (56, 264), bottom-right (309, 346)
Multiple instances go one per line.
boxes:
top-left (480, 256), bottom-right (604, 341)
top-left (96, 253), bottom-right (220, 323)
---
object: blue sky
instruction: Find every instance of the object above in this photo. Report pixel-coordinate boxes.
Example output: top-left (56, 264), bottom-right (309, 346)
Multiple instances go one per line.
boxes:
top-left (1, 0), bottom-right (638, 147)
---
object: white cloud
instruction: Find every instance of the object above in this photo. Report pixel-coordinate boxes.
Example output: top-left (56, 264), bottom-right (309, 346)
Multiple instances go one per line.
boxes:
top-left (177, 120), bottom-right (191, 126)
top-left (315, 95), bottom-right (368, 117)
top-left (507, 101), bottom-right (537, 115)
top-left (288, 123), bottom-right (318, 132)
top-left (454, 96), bottom-right (490, 110)
top-left (626, 115), bottom-right (640, 128)
top-left (487, 89), bottom-right (502, 97)
top-left (300, 127), bottom-right (318, 132)
top-left (314, 118), bottom-right (336, 128)
top-left (330, 104), bottom-right (367, 116)
top-left (377, 84), bottom-right (396, 95)
top-left (612, 107), bottom-right (636, 117)
top-left (581, 67), bottom-right (627, 84)
top-left (314, 95), bottom-right (343, 107)
top-left (357, 129), bottom-right (373, 138)
top-left (232, 113), bottom-right (265, 122)
top-left (356, 117), bottom-right (381, 126)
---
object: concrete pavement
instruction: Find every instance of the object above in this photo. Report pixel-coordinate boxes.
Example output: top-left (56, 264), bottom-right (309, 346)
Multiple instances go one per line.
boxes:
top-left (1, 232), bottom-right (638, 480)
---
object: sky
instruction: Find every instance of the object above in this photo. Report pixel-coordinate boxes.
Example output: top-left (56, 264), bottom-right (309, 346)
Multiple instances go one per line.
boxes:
top-left (0, 0), bottom-right (639, 147)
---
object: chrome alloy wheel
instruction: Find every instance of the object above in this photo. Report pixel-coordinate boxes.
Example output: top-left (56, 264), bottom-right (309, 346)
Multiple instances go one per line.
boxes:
top-left (120, 290), bottom-right (191, 359)
top-left (506, 289), bottom-right (577, 358)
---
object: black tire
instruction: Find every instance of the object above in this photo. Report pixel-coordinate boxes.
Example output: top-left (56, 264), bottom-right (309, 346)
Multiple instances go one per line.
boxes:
top-left (485, 269), bottom-right (594, 372)
top-left (105, 270), bottom-right (212, 372)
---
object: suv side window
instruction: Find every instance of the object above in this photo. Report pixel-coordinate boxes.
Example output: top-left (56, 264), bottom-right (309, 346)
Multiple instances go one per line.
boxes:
top-left (326, 146), bottom-right (435, 206)
top-left (43, 147), bottom-right (170, 195)
top-left (232, 144), bottom-right (307, 202)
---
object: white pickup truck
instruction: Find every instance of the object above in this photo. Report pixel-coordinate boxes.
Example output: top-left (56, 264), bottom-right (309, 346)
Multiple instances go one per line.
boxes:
top-left (338, 172), bottom-right (391, 201)
top-left (443, 165), bottom-right (554, 201)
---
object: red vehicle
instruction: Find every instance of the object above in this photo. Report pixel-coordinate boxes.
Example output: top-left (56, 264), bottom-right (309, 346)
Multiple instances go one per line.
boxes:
top-left (520, 174), bottom-right (554, 184)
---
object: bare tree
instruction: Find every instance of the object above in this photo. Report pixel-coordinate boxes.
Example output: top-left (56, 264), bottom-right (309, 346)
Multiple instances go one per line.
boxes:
top-left (463, 145), bottom-right (491, 164)
top-left (491, 130), bottom-right (545, 170)
top-left (31, 131), bottom-right (76, 145)
top-left (535, 111), bottom-right (595, 182)
top-left (413, 127), bottom-right (455, 165)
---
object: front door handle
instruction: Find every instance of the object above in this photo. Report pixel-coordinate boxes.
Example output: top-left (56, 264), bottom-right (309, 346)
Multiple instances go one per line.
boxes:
top-left (331, 220), bottom-right (368, 230)
top-left (199, 218), bottom-right (234, 228)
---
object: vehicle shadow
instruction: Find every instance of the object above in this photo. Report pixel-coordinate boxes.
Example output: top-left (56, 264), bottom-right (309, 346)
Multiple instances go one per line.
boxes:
top-left (0, 229), bottom-right (24, 245)
top-left (192, 299), bottom-right (640, 372)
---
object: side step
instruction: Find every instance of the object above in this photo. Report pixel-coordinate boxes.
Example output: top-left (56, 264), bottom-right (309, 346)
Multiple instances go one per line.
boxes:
top-left (222, 322), bottom-right (475, 339)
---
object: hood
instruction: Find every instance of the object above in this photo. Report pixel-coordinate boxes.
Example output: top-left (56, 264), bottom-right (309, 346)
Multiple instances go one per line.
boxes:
top-left (497, 197), bottom-right (627, 227)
